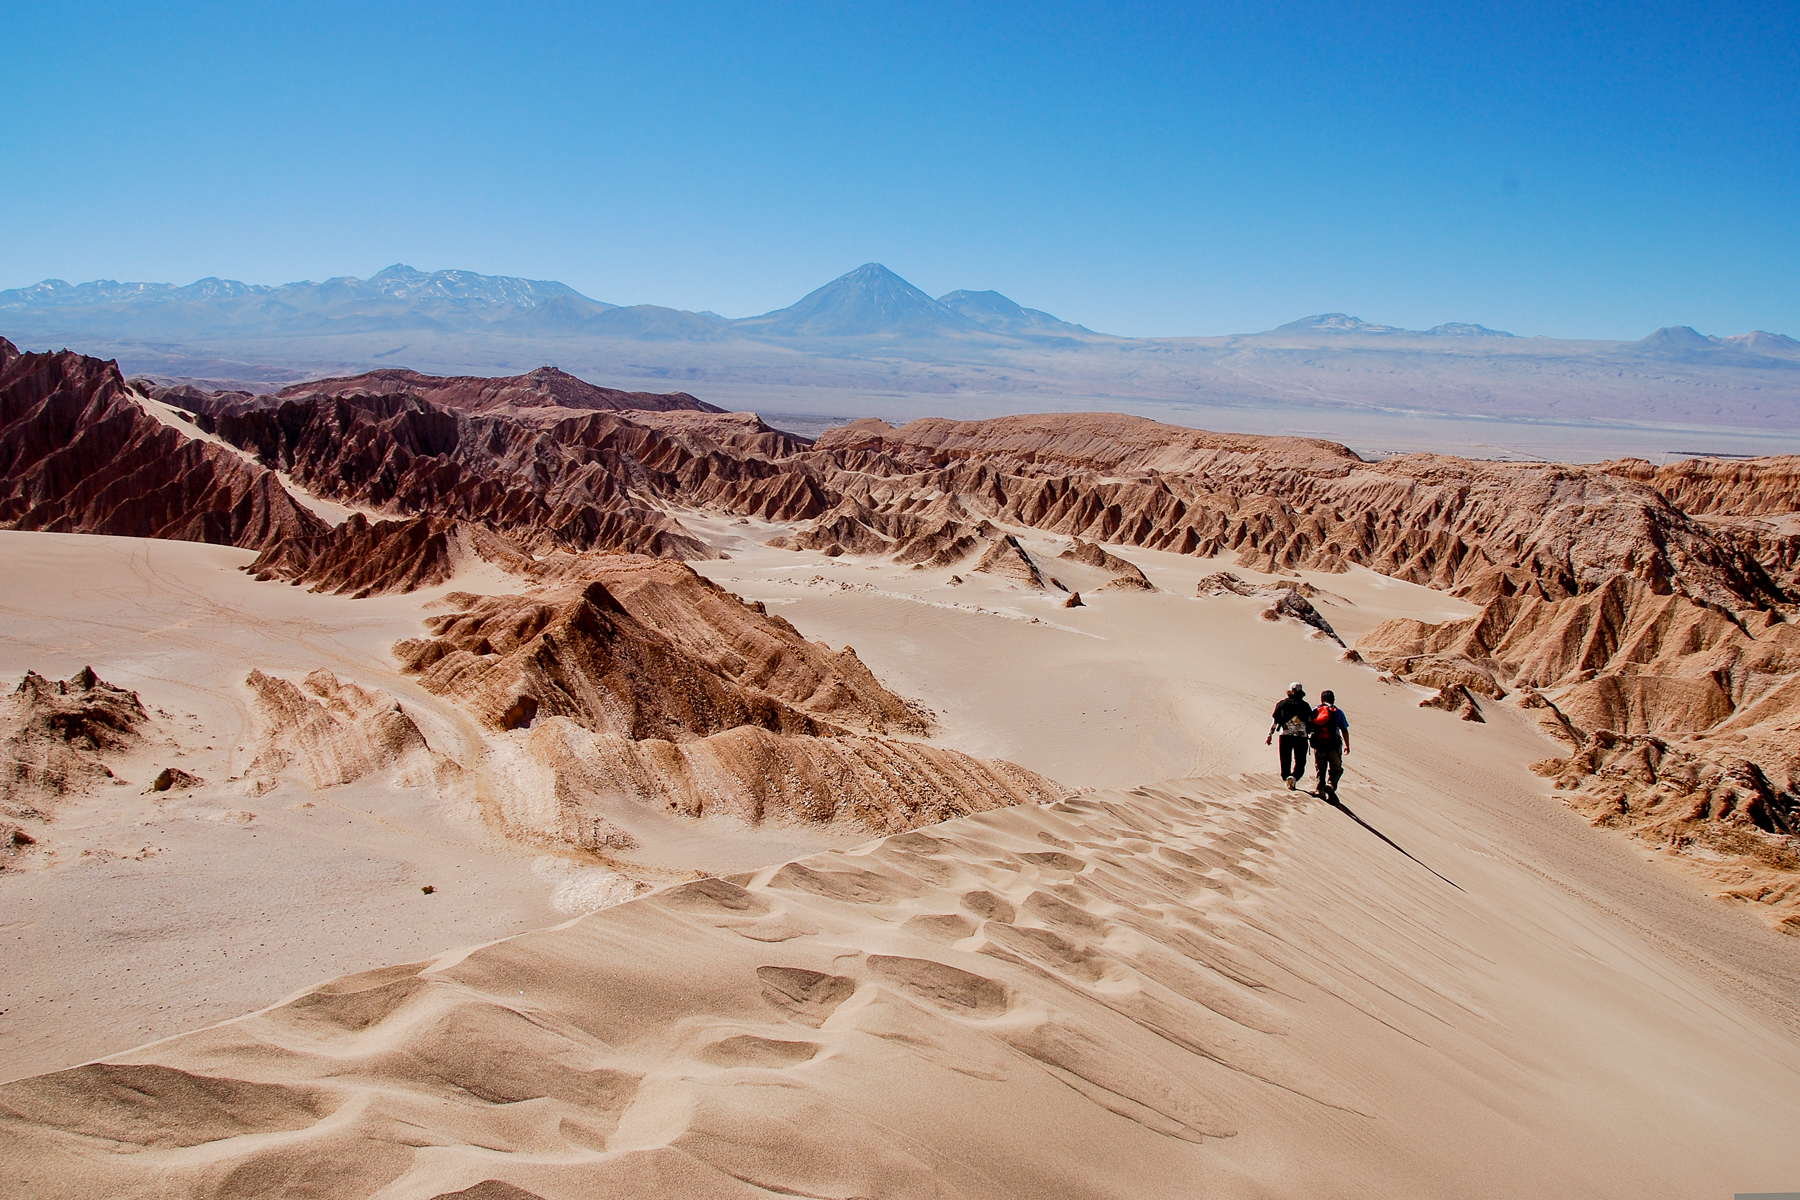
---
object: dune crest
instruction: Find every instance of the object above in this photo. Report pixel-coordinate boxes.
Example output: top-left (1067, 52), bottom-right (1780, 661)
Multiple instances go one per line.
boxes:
top-left (2, 776), bottom-right (1793, 1197)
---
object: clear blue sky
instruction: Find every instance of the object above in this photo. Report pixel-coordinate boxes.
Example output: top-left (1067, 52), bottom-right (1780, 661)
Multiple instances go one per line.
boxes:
top-left (5, 1), bottom-right (1795, 338)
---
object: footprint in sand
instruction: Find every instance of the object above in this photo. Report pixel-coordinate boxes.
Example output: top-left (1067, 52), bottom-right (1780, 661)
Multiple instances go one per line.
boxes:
top-left (960, 889), bottom-right (1016, 923)
top-left (653, 876), bottom-right (773, 917)
top-left (768, 861), bottom-right (923, 904)
top-left (867, 955), bottom-right (1012, 1017)
top-left (698, 1034), bottom-right (822, 1068)
top-left (1017, 850), bottom-right (1088, 873)
top-left (903, 913), bottom-right (977, 943)
top-left (756, 966), bottom-right (857, 1027)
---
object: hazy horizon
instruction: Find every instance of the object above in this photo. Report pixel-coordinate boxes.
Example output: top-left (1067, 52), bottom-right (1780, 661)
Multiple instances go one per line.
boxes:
top-left (5, 260), bottom-right (1792, 345)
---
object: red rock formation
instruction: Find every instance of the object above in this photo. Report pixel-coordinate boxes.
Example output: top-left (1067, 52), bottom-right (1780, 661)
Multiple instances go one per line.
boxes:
top-left (275, 364), bottom-right (721, 416)
top-left (1605, 454), bottom-right (1800, 518)
top-left (395, 581), bottom-right (839, 740)
top-left (1360, 570), bottom-right (1800, 924)
top-left (247, 514), bottom-right (471, 597)
top-left (206, 392), bottom-right (834, 584)
top-left (243, 669), bottom-right (435, 790)
top-left (1061, 537), bottom-right (1156, 590)
top-left (974, 533), bottom-right (1058, 589)
top-left (581, 556), bottom-right (926, 734)
top-left (0, 339), bottom-right (326, 549)
top-left (388, 561), bottom-right (1053, 851)
top-left (1, 667), bottom-right (147, 820)
top-left (1196, 572), bottom-right (1342, 644)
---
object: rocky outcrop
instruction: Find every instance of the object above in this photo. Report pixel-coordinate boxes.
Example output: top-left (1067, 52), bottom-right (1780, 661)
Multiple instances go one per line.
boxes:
top-left (1197, 572), bottom-right (1342, 644)
top-left (1, 668), bottom-right (147, 819)
top-left (974, 534), bottom-right (1060, 590)
top-left (802, 416), bottom-right (1783, 614)
top-left (815, 413), bottom-right (1358, 475)
top-left (1605, 454), bottom-right (1800, 518)
top-left (509, 718), bottom-right (1066, 851)
top-left (1359, 574), bottom-right (1800, 926)
top-left (396, 582), bottom-right (840, 740)
top-left (0, 821), bottom-right (34, 868)
top-left (576, 556), bottom-right (927, 734)
top-left (393, 555), bottom-right (929, 742)
top-left (1061, 537), bottom-right (1156, 590)
top-left (130, 380), bottom-right (260, 419)
top-left (203, 391), bottom-right (842, 582)
top-left (1356, 576), bottom-right (1780, 718)
top-left (0, 340), bottom-right (326, 549)
top-left (1419, 684), bottom-right (1485, 722)
top-left (382, 556), bottom-right (1062, 851)
top-left (243, 669), bottom-right (437, 791)
top-left (245, 514), bottom-right (471, 597)
top-left (273, 365), bottom-right (722, 416)
top-left (617, 408), bottom-right (814, 457)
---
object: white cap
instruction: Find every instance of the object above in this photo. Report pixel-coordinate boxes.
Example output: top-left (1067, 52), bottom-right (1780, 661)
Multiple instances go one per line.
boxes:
top-left (1289, 681), bottom-right (1304, 692)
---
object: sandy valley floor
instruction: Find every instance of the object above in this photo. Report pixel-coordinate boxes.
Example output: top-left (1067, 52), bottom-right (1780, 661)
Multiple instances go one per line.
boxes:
top-left (3, 521), bottom-right (1799, 1195)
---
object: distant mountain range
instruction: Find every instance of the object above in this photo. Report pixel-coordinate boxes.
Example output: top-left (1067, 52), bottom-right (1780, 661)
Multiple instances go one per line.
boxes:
top-left (28, 259), bottom-right (1773, 346)
top-left (2, 263), bottom-right (592, 312)
top-left (4, 261), bottom-right (1798, 436)
top-left (0, 262), bottom-right (1106, 345)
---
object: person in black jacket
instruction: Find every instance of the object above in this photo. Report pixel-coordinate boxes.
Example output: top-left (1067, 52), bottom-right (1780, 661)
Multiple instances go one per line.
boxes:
top-left (1266, 682), bottom-right (1312, 790)
top-left (1310, 689), bottom-right (1351, 801)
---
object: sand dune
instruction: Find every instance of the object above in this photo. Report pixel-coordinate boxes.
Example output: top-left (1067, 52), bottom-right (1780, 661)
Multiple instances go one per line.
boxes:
top-left (3, 773), bottom-right (1797, 1198)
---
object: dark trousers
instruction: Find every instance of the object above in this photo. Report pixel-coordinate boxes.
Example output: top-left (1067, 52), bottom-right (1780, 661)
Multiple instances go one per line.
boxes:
top-left (1314, 742), bottom-right (1343, 794)
top-left (1278, 735), bottom-right (1309, 780)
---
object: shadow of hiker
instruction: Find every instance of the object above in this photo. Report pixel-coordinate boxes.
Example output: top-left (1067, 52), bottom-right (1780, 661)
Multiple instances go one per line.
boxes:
top-left (1324, 795), bottom-right (1463, 892)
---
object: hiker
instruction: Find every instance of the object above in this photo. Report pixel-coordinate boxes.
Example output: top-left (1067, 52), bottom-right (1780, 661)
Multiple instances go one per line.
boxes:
top-left (1311, 689), bottom-right (1350, 800)
top-left (1266, 682), bottom-right (1313, 790)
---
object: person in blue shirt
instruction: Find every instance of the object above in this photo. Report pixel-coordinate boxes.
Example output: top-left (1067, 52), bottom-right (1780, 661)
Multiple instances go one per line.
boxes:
top-left (1310, 689), bottom-right (1351, 801)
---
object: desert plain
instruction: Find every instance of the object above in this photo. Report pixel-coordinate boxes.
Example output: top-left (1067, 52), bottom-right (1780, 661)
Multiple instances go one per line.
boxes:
top-left (2, 337), bottom-right (1798, 1197)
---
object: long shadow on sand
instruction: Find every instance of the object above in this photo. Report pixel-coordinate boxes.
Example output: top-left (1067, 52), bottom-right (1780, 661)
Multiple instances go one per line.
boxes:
top-left (1324, 794), bottom-right (1464, 892)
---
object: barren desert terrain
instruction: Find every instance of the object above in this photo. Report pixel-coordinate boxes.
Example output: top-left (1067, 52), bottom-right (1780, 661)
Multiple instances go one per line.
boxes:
top-left (2, 338), bottom-right (1798, 1197)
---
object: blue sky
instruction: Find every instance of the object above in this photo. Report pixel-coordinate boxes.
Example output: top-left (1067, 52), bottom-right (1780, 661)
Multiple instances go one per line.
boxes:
top-left (4, 0), bottom-right (1795, 338)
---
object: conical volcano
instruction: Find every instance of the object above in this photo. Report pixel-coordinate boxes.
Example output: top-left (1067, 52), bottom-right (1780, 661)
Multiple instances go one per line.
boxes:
top-left (740, 263), bottom-right (980, 338)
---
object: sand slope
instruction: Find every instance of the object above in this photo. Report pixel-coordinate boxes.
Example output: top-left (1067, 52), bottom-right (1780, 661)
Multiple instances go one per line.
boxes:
top-left (4, 773), bottom-right (1797, 1198)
